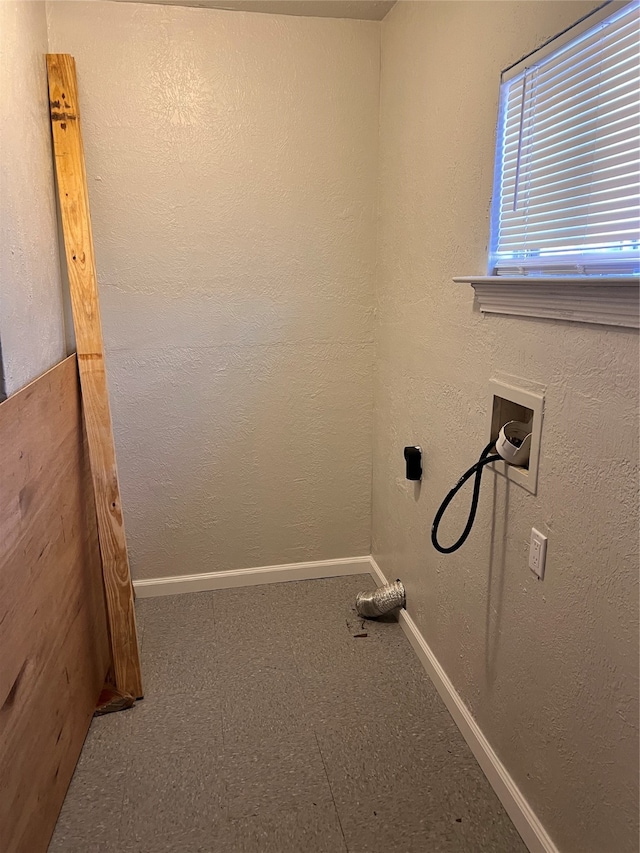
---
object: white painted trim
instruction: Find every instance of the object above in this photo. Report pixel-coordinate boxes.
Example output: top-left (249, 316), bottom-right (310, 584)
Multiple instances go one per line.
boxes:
top-left (454, 276), bottom-right (639, 329)
top-left (368, 557), bottom-right (388, 588)
top-left (133, 556), bottom-right (372, 598)
top-left (370, 556), bottom-right (559, 853)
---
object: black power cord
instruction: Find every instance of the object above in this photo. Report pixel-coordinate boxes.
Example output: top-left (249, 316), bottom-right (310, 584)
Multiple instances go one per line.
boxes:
top-left (431, 441), bottom-right (502, 554)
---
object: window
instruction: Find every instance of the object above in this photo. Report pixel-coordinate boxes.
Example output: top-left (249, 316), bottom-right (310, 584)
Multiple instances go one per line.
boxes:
top-left (491, 0), bottom-right (639, 277)
top-left (457, 1), bottom-right (640, 328)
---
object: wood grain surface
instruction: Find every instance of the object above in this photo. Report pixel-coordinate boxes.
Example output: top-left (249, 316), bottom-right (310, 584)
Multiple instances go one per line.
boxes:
top-left (46, 54), bottom-right (142, 699)
top-left (0, 356), bottom-right (112, 853)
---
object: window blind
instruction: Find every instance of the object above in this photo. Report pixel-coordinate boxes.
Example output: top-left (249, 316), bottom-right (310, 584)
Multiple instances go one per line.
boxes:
top-left (491, 0), bottom-right (640, 277)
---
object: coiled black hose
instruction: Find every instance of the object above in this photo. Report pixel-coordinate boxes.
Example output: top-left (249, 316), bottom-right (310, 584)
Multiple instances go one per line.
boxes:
top-left (431, 441), bottom-right (502, 554)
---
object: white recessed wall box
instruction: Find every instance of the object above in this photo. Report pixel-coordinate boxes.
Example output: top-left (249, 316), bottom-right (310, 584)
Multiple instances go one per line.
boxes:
top-left (488, 378), bottom-right (545, 495)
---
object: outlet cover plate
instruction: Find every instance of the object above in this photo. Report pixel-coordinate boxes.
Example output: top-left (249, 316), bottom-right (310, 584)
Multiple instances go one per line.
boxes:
top-left (529, 527), bottom-right (547, 579)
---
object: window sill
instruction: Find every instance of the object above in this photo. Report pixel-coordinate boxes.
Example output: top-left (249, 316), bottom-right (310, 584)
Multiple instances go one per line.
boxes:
top-left (454, 276), bottom-right (639, 329)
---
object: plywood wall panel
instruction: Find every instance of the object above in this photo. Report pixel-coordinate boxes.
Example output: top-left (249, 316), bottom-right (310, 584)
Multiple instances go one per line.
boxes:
top-left (0, 355), bottom-right (112, 853)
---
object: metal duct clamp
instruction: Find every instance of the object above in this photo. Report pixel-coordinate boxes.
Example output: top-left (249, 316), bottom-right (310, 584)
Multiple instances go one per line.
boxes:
top-left (355, 580), bottom-right (406, 619)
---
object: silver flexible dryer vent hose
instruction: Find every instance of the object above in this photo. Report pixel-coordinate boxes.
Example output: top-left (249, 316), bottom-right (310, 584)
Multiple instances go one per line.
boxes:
top-left (355, 580), bottom-right (406, 618)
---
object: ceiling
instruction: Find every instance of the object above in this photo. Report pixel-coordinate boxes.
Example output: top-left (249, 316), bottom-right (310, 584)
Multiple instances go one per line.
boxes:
top-left (112, 0), bottom-right (397, 20)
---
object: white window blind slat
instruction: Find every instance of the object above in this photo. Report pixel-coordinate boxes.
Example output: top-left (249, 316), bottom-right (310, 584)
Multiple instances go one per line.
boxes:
top-left (503, 78), bottom-right (638, 147)
top-left (499, 194), bottom-right (640, 228)
top-left (498, 212), bottom-right (640, 234)
top-left (529, 25), bottom-right (638, 93)
top-left (498, 218), bottom-right (640, 244)
top-left (507, 145), bottom-right (639, 222)
top-left (500, 179), bottom-right (640, 216)
top-left (530, 14), bottom-right (639, 87)
top-left (503, 123), bottom-right (639, 179)
top-left (500, 170), bottom-right (640, 202)
top-left (500, 29), bottom-right (639, 126)
top-left (502, 147), bottom-right (639, 204)
top-left (518, 49), bottom-right (638, 119)
top-left (500, 149), bottom-right (638, 194)
top-left (490, 0), bottom-right (640, 277)
top-left (502, 101), bottom-right (639, 158)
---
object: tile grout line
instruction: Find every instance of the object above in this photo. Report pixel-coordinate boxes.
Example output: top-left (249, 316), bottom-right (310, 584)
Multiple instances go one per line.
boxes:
top-left (212, 589), bottom-right (228, 813)
top-left (313, 729), bottom-right (350, 853)
top-left (208, 593), bottom-right (232, 825)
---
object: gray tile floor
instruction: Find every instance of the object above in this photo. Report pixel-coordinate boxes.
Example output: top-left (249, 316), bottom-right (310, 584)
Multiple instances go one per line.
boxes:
top-left (48, 574), bottom-right (527, 853)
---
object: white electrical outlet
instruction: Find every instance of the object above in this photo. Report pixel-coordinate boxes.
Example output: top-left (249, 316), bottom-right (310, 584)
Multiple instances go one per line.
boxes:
top-left (529, 528), bottom-right (547, 579)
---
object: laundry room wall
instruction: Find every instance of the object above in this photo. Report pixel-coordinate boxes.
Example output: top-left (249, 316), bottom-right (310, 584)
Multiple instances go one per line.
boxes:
top-left (47, 0), bottom-right (379, 580)
top-left (373, 3), bottom-right (639, 852)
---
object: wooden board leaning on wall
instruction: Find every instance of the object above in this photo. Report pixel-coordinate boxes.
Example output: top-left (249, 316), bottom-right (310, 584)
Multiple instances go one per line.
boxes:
top-left (46, 53), bottom-right (142, 701)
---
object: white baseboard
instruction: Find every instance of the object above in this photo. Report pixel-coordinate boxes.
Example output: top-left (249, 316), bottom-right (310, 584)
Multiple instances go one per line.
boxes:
top-left (369, 556), bottom-right (558, 853)
top-left (133, 555), bottom-right (372, 598)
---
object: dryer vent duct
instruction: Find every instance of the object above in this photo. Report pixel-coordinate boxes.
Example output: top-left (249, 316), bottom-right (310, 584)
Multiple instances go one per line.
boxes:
top-left (355, 580), bottom-right (405, 618)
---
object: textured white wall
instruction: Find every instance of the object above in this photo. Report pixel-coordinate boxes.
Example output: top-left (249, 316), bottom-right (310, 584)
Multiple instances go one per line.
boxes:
top-left (47, 1), bottom-right (379, 579)
top-left (374, 3), bottom-right (639, 852)
top-left (0, 1), bottom-right (66, 398)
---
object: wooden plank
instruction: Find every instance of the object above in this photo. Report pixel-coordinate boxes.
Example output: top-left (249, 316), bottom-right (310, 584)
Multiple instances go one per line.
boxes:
top-left (0, 356), bottom-right (112, 853)
top-left (46, 54), bottom-right (142, 700)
